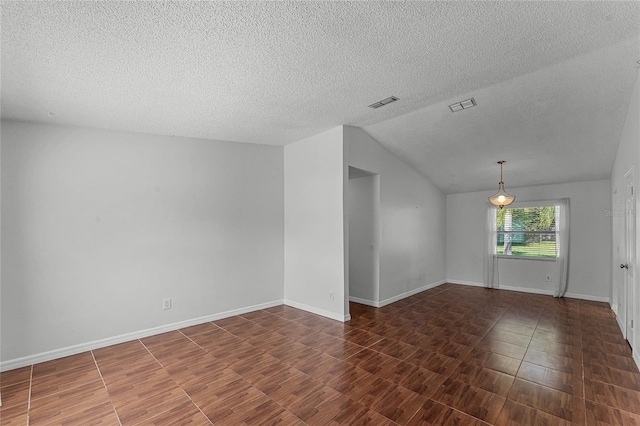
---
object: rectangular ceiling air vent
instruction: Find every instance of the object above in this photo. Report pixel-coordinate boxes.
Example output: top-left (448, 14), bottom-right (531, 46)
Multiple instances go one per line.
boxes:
top-left (449, 97), bottom-right (476, 112)
top-left (368, 96), bottom-right (399, 109)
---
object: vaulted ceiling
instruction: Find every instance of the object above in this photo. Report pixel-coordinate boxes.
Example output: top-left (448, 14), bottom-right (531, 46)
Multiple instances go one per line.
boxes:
top-left (2, 1), bottom-right (639, 193)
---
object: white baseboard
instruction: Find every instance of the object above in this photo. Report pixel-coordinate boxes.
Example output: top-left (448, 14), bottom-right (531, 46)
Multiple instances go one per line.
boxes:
top-left (610, 303), bottom-right (624, 337)
top-left (350, 280), bottom-right (447, 309)
top-left (378, 280), bottom-right (446, 307)
top-left (614, 310), bottom-right (639, 372)
top-left (0, 300), bottom-right (283, 372)
top-left (564, 292), bottom-right (610, 303)
top-left (283, 299), bottom-right (349, 322)
top-left (446, 279), bottom-right (484, 287)
top-left (615, 310), bottom-right (625, 337)
top-left (349, 296), bottom-right (379, 308)
top-left (500, 285), bottom-right (555, 296)
top-left (447, 279), bottom-right (611, 304)
top-left (448, 280), bottom-right (555, 296)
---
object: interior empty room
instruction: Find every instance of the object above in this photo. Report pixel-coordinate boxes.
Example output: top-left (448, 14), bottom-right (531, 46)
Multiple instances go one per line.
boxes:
top-left (1, 2), bottom-right (640, 425)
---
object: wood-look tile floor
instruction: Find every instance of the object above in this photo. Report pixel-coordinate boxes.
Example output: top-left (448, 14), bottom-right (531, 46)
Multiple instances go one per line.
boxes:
top-left (2, 284), bottom-right (640, 425)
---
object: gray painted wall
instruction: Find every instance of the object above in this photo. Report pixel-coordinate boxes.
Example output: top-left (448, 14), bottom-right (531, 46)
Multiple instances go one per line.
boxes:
top-left (346, 126), bottom-right (447, 304)
top-left (610, 71), bottom-right (640, 365)
top-left (446, 179), bottom-right (612, 300)
top-left (283, 126), bottom-right (347, 320)
top-left (1, 120), bottom-right (284, 363)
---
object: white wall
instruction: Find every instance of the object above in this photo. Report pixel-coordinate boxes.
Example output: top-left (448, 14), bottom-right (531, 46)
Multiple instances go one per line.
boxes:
top-left (611, 71), bottom-right (640, 365)
top-left (447, 179), bottom-right (612, 301)
top-left (284, 126), bottom-right (347, 321)
top-left (1, 120), bottom-right (284, 367)
top-left (348, 174), bottom-right (379, 303)
top-left (0, 120), bottom-right (3, 374)
top-left (345, 126), bottom-right (447, 305)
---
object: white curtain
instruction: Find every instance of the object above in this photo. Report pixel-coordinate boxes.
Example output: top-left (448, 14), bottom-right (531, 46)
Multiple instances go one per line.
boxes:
top-left (484, 207), bottom-right (499, 288)
top-left (554, 198), bottom-right (571, 297)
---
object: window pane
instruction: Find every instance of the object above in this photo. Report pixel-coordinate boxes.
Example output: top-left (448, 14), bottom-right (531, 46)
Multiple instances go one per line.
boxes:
top-left (497, 232), bottom-right (556, 258)
top-left (496, 205), bottom-right (557, 259)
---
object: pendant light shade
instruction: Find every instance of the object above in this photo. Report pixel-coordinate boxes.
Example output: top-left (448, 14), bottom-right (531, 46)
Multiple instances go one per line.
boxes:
top-left (488, 160), bottom-right (515, 209)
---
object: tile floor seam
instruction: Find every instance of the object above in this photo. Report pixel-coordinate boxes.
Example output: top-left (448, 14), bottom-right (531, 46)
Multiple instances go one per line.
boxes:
top-left (511, 311), bottom-right (588, 424)
top-left (407, 397), bottom-right (491, 426)
top-left (90, 349), bottom-right (122, 426)
top-left (177, 391), bottom-right (214, 425)
top-left (128, 393), bottom-right (208, 426)
top-left (178, 327), bottom-right (308, 425)
top-left (448, 403), bottom-right (492, 425)
top-left (135, 337), bottom-right (205, 425)
top-left (484, 300), bottom-right (514, 420)
top-left (403, 403), bottom-right (426, 425)
top-left (220, 318), bottom-right (400, 425)
top-left (175, 329), bottom-right (247, 425)
top-left (404, 404), bottom-right (422, 425)
top-left (581, 316), bottom-right (587, 426)
top-left (26, 364), bottom-right (33, 426)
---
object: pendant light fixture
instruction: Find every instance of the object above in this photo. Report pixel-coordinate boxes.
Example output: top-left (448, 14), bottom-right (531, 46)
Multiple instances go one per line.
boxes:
top-left (488, 160), bottom-right (515, 209)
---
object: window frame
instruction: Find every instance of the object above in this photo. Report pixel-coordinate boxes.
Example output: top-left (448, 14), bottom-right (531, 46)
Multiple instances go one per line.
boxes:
top-left (494, 200), bottom-right (560, 262)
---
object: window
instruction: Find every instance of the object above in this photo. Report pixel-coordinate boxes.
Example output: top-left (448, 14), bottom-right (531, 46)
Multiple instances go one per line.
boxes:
top-left (496, 205), bottom-right (557, 259)
top-left (485, 198), bottom-right (569, 294)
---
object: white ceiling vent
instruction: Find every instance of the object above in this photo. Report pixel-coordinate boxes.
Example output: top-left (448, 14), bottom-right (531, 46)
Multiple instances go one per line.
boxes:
top-left (449, 97), bottom-right (476, 112)
top-left (368, 96), bottom-right (399, 109)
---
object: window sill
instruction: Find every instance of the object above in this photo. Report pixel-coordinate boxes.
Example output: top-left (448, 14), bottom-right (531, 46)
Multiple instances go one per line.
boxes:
top-left (497, 255), bottom-right (557, 262)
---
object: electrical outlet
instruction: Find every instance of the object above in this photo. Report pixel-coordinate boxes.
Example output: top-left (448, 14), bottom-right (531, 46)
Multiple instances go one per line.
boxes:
top-left (329, 292), bottom-right (334, 301)
top-left (418, 273), bottom-right (423, 280)
top-left (163, 298), bottom-right (172, 310)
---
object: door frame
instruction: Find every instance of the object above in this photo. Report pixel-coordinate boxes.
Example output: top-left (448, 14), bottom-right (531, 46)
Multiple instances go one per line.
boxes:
top-left (347, 166), bottom-right (380, 307)
top-left (624, 166), bottom-right (636, 347)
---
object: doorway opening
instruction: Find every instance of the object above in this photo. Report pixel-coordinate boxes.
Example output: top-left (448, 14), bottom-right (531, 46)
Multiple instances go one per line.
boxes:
top-left (347, 166), bottom-right (380, 307)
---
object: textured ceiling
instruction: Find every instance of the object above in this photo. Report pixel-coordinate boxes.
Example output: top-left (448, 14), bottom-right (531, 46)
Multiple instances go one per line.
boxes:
top-left (2, 1), bottom-right (639, 193)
